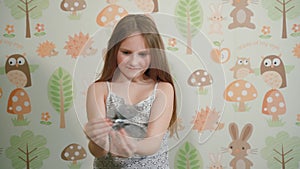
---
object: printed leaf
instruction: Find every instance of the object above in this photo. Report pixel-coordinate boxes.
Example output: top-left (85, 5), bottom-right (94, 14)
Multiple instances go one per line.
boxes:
top-left (175, 141), bottom-right (203, 169)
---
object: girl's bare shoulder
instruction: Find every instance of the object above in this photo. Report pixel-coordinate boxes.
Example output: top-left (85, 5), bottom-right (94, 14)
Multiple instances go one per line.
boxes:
top-left (87, 81), bottom-right (108, 96)
top-left (157, 82), bottom-right (174, 94)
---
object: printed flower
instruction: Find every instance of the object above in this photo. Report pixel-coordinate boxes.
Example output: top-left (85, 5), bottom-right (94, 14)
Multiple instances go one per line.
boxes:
top-left (35, 23), bottom-right (45, 32)
top-left (261, 26), bottom-right (271, 35)
top-left (168, 38), bottom-right (177, 47)
top-left (5, 25), bottom-right (14, 34)
top-left (41, 112), bottom-right (51, 121)
top-left (292, 24), bottom-right (300, 33)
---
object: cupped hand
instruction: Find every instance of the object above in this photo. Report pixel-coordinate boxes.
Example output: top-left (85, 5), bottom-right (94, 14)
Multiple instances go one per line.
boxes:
top-left (84, 118), bottom-right (113, 151)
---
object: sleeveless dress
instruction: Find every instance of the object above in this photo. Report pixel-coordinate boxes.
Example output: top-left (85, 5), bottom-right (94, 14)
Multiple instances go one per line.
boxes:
top-left (93, 82), bottom-right (170, 169)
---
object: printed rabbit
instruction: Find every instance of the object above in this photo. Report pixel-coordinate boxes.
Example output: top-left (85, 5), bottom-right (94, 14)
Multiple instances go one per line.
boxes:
top-left (228, 0), bottom-right (255, 29)
top-left (209, 153), bottom-right (224, 169)
top-left (228, 122), bottom-right (253, 169)
top-left (209, 3), bottom-right (224, 34)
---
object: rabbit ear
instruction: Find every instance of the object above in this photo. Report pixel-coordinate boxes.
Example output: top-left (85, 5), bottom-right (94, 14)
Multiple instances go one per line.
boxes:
top-left (217, 153), bottom-right (222, 162)
top-left (209, 153), bottom-right (216, 163)
top-left (209, 4), bottom-right (216, 12)
top-left (240, 123), bottom-right (253, 141)
top-left (229, 123), bottom-right (239, 140)
top-left (217, 3), bottom-right (223, 11)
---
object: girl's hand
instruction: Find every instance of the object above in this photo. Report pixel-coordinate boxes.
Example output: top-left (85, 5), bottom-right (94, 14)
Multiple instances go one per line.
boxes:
top-left (109, 129), bottom-right (137, 158)
top-left (84, 118), bottom-right (113, 152)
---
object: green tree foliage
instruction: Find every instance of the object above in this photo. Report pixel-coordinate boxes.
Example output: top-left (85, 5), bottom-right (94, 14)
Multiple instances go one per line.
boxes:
top-left (261, 131), bottom-right (300, 169)
top-left (261, 0), bottom-right (300, 38)
top-left (5, 130), bottom-right (50, 169)
top-left (48, 67), bottom-right (73, 128)
top-left (175, 0), bottom-right (203, 54)
top-left (4, 0), bottom-right (49, 38)
top-left (174, 141), bottom-right (203, 169)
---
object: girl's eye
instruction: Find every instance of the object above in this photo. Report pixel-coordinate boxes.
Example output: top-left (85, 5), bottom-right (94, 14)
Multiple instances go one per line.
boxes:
top-left (138, 52), bottom-right (148, 57)
top-left (122, 51), bottom-right (130, 55)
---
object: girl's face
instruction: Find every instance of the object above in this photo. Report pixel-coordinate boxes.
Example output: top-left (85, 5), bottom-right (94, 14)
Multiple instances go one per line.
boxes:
top-left (116, 34), bottom-right (151, 81)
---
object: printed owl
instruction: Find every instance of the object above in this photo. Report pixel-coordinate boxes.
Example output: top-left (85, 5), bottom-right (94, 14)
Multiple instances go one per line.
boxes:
top-left (230, 57), bottom-right (254, 79)
top-left (260, 55), bottom-right (286, 89)
top-left (5, 54), bottom-right (31, 88)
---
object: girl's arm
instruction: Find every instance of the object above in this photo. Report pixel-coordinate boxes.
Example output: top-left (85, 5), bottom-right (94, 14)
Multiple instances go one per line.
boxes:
top-left (135, 82), bottom-right (174, 156)
top-left (85, 82), bottom-right (110, 158)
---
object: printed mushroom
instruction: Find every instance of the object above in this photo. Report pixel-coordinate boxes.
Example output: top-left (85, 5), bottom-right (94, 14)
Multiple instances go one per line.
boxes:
top-left (224, 80), bottom-right (257, 112)
top-left (61, 143), bottom-right (87, 165)
top-left (262, 89), bottom-right (286, 121)
top-left (60, 0), bottom-right (87, 16)
top-left (96, 4), bottom-right (128, 27)
top-left (7, 88), bottom-right (31, 121)
top-left (187, 69), bottom-right (213, 94)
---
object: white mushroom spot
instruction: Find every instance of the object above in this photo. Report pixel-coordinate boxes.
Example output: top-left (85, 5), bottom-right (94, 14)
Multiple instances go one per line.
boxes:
top-left (70, 7), bottom-right (74, 11)
top-left (83, 4), bottom-right (86, 8)
top-left (101, 16), bottom-right (107, 23)
top-left (24, 101), bottom-right (29, 107)
top-left (191, 78), bottom-right (196, 83)
top-left (9, 107), bottom-right (13, 110)
top-left (279, 102), bottom-right (285, 108)
top-left (197, 82), bottom-right (201, 86)
top-left (253, 93), bottom-right (257, 97)
top-left (235, 82), bottom-right (240, 87)
top-left (64, 152), bottom-right (69, 157)
top-left (267, 97), bottom-right (273, 103)
top-left (16, 106), bottom-right (22, 112)
top-left (204, 71), bottom-right (208, 76)
top-left (237, 97), bottom-right (241, 101)
top-left (70, 146), bottom-right (74, 149)
top-left (64, 3), bottom-right (69, 8)
top-left (271, 106), bottom-right (277, 113)
top-left (196, 71), bottom-right (200, 75)
top-left (115, 15), bottom-right (121, 20)
top-left (118, 8), bottom-right (124, 13)
top-left (108, 7), bottom-right (113, 12)
top-left (83, 153), bottom-right (86, 157)
top-left (264, 107), bottom-right (267, 111)
top-left (201, 77), bottom-right (206, 82)
top-left (20, 92), bottom-right (25, 96)
top-left (74, 2), bottom-right (79, 7)
top-left (275, 93), bottom-right (280, 97)
top-left (12, 96), bottom-right (18, 102)
top-left (78, 146), bottom-right (82, 149)
top-left (228, 91), bottom-right (234, 97)
top-left (241, 90), bottom-right (247, 96)
top-left (210, 80), bottom-right (212, 83)
top-left (245, 83), bottom-right (251, 88)
top-left (75, 151), bottom-right (80, 156)
top-left (71, 157), bottom-right (75, 160)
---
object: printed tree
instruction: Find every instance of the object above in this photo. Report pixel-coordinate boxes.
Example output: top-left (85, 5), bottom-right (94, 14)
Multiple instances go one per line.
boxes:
top-left (261, 131), bottom-right (300, 169)
top-left (5, 130), bottom-right (50, 169)
top-left (48, 67), bottom-right (73, 128)
top-left (174, 141), bottom-right (203, 169)
top-left (175, 0), bottom-right (203, 54)
top-left (4, 0), bottom-right (49, 38)
top-left (262, 0), bottom-right (300, 39)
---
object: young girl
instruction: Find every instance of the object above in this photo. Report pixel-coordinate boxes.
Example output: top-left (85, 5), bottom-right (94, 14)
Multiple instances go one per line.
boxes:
top-left (84, 14), bottom-right (177, 168)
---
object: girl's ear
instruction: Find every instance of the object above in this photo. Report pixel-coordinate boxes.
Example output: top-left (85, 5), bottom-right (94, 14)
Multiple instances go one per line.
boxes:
top-left (240, 123), bottom-right (253, 141)
top-left (229, 122), bottom-right (239, 140)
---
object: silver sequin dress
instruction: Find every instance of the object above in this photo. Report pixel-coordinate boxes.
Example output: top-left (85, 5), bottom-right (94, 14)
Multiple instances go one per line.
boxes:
top-left (93, 82), bottom-right (170, 169)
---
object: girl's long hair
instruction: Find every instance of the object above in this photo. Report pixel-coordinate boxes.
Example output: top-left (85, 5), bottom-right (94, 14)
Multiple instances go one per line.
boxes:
top-left (96, 14), bottom-right (177, 137)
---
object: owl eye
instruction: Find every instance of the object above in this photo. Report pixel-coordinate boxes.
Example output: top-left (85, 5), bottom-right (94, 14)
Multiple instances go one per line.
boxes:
top-left (8, 58), bottom-right (16, 66)
top-left (263, 59), bottom-right (272, 67)
top-left (243, 60), bottom-right (249, 65)
top-left (238, 60), bottom-right (243, 65)
top-left (17, 57), bottom-right (25, 65)
top-left (273, 58), bottom-right (281, 66)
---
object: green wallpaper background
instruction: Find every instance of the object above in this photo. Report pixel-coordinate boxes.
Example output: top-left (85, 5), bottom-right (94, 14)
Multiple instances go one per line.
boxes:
top-left (1, 0), bottom-right (300, 168)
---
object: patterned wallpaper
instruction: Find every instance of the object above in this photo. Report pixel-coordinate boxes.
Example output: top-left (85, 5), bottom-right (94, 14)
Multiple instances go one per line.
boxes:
top-left (0, 0), bottom-right (300, 169)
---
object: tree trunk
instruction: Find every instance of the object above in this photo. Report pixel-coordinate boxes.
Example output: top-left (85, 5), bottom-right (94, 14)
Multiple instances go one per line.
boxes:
top-left (60, 80), bottom-right (66, 128)
top-left (26, 143), bottom-right (30, 169)
top-left (238, 101), bottom-right (246, 112)
top-left (186, 12), bottom-right (192, 55)
top-left (281, 144), bottom-right (285, 169)
top-left (25, 0), bottom-right (31, 38)
top-left (281, 0), bottom-right (287, 39)
top-left (152, 0), bottom-right (159, 12)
